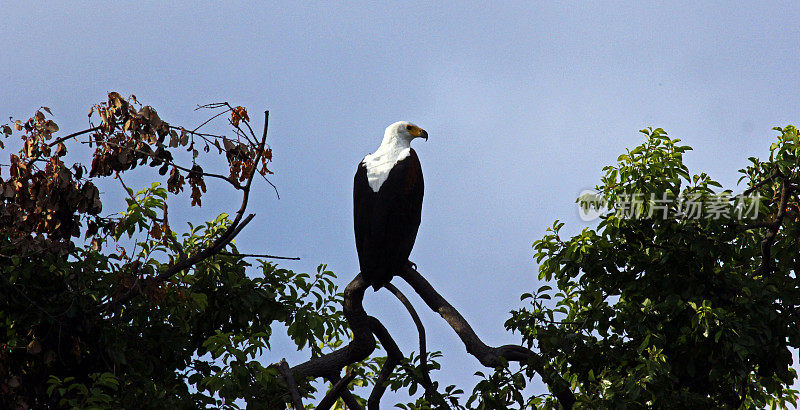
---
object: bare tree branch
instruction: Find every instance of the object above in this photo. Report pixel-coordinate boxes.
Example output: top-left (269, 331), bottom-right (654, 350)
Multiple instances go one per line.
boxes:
top-left (399, 266), bottom-right (526, 366)
top-left (291, 274), bottom-right (375, 379)
top-left (288, 260), bottom-right (577, 408)
top-left (399, 266), bottom-right (576, 409)
top-left (326, 373), bottom-right (363, 410)
top-left (280, 359), bottom-right (304, 409)
top-left (366, 316), bottom-right (403, 410)
top-left (218, 251), bottom-right (299, 260)
top-left (317, 370), bottom-right (356, 410)
top-left (384, 283), bottom-right (445, 406)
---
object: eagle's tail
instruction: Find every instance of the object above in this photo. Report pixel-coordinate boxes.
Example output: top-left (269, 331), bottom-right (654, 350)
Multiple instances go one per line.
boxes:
top-left (362, 267), bottom-right (391, 291)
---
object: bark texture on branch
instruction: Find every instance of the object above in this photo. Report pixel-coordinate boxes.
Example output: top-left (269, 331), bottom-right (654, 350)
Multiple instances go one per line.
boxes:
top-left (279, 359), bottom-right (304, 409)
top-left (291, 274), bottom-right (375, 380)
top-left (288, 268), bottom-right (576, 409)
top-left (399, 266), bottom-right (576, 409)
top-left (365, 317), bottom-right (403, 409)
top-left (317, 370), bottom-right (356, 410)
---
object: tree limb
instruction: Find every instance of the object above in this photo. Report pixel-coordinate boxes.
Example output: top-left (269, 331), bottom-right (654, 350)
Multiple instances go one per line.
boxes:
top-left (326, 373), bottom-right (363, 410)
top-left (365, 316), bottom-right (403, 410)
top-left (96, 111), bottom-right (271, 312)
top-left (289, 266), bottom-right (577, 409)
top-left (384, 282), bottom-right (446, 407)
top-left (317, 370), bottom-right (356, 410)
top-left (279, 359), bottom-right (304, 409)
top-left (399, 266), bottom-right (576, 409)
top-left (291, 274), bottom-right (375, 379)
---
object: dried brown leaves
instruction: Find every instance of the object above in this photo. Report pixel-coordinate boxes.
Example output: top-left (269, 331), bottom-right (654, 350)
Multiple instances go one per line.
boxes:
top-left (1, 92), bottom-right (274, 254)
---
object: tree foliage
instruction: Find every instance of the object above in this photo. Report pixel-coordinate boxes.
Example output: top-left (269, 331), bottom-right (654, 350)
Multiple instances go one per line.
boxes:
top-left (2, 93), bottom-right (799, 409)
top-left (506, 127), bottom-right (800, 409)
top-left (0, 94), bottom-right (352, 408)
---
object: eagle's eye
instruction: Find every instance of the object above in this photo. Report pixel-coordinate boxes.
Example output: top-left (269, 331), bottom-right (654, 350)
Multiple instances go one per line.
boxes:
top-left (406, 124), bottom-right (414, 131)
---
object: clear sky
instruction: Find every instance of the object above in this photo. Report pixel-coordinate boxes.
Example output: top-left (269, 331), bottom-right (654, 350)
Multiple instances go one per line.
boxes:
top-left (3, 1), bottom-right (800, 405)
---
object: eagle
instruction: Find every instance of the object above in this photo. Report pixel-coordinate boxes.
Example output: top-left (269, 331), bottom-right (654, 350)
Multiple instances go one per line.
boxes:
top-left (354, 121), bottom-right (428, 290)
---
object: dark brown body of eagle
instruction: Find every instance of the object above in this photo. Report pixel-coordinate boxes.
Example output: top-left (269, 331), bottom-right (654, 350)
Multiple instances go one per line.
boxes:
top-left (353, 148), bottom-right (423, 290)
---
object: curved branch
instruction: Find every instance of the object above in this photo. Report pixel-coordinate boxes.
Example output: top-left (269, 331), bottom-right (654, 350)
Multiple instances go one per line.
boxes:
top-left (279, 359), bottom-right (304, 409)
top-left (399, 266), bottom-right (576, 409)
top-left (365, 316), bottom-right (403, 409)
top-left (291, 274), bottom-right (375, 379)
top-left (384, 283), bottom-right (443, 406)
top-left (289, 266), bottom-right (576, 409)
top-left (326, 373), bottom-right (363, 410)
top-left (398, 266), bottom-right (522, 366)
top-left (96, 111), bottom-right (272, 312)
top-left (317, 370), bottom-right (356, 410)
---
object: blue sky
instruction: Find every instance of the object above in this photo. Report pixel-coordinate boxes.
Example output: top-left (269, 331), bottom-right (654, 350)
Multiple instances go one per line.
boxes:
top-left (3, 1), bottom-right (800, 405)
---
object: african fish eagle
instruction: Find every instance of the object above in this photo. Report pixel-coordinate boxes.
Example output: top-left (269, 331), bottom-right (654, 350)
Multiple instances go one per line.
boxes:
top-left (354, 121), bottom-right (428, 290)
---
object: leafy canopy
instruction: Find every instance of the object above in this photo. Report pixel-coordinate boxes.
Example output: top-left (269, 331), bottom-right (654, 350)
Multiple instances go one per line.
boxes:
top-left (3, 93), bottom-right (800, 408)
top-left (505, 127), bottom-right (800, 409)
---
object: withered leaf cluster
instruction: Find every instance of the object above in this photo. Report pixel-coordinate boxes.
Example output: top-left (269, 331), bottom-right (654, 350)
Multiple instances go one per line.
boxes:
top-left (1, 108), bottom-right (104, 253)
top-left (1, 93), bottom-right (274, 253)
top-left (88, 92), bottom-right (185, 187)
top-left (0, 93), bottom-right (282, 408)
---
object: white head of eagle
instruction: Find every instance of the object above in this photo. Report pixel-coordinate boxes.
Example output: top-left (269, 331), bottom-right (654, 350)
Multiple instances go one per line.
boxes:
top-left (354, 121), bottom-right (427, 290)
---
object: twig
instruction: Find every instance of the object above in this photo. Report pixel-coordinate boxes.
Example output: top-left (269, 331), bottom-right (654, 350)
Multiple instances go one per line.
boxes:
top-left (326, 373), bottom-right (363, 410)
top-left (317, 370), bottom-right (356, 410)
top-left (167, 125), bottom-right (223, 147)
top-left (384, 282), bottom-right (444, 406)
top-left (366, 316), bottom-right (404, 410)
top-left (191, 106), bottom-right (231, 133)
top-left (162, 202), bottom-right (186, 261)
top-left (279, 359), bottom-right (304, 409)
top-left (46, 126), bottom-right (102, 148)
top-left (218, 251), bottom-right (299, 260)
top-left (743, 170), bottom-right (779, 196)
top-left (399, 266), bottom-right (576, 409)
top-left (259, 172), bottom-right (281, 200)
top-left (26, 126), bottom-right (102, 164)
top-left (758, 180), bottom-right (791, 275)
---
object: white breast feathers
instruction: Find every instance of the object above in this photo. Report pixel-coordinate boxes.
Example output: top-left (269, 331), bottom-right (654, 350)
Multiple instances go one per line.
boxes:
top-left (363, 146), bottom-right (410, 192)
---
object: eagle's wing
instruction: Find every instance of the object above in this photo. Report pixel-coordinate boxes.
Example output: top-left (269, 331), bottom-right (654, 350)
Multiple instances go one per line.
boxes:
top-left (354, 149), bottom-right (423, 289)
top-left (353, 162), bottom-right (378, 282)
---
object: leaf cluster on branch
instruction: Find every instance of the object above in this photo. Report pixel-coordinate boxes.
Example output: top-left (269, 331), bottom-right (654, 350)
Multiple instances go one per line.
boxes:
top-left (0, 93), bottom-right (299, 408)
top-left (511, 127), bottom-right (800, 409)
top-left (3, 92), bottom-right (799, 409)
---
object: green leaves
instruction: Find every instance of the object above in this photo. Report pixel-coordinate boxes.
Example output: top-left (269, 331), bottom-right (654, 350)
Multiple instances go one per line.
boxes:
top-left (46, 373), bottom-right (120, 409)
top-left (0, 180), bottom-right (353, 408)
top-left (514, 125), bottom-right (800, 408)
